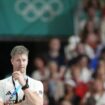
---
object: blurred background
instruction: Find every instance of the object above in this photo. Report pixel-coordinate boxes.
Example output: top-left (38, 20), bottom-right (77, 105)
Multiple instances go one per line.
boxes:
top-left (0, 0), bottom-right (105, 105)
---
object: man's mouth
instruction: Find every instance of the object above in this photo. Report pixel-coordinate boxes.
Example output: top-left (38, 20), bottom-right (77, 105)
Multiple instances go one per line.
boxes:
top-left (19, 67), bottom-right (24, 68)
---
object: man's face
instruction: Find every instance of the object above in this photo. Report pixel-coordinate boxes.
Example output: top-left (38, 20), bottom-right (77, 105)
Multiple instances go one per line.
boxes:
top-left (11, 54), bottom-right (28, 74)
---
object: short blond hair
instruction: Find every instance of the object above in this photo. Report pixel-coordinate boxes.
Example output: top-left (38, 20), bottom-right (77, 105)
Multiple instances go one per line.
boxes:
top-left (10, 45), bottom-right (29, 57)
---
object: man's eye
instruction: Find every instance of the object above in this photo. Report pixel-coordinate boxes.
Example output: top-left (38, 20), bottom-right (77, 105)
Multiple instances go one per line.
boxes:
top-left (23, 59), bottom-right (26, 62)
top-left (17, 60), bottom-right (20, 62)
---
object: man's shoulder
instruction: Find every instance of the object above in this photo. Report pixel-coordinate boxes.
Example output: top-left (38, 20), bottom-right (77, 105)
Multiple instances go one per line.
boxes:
top-left (28, 76), bottom-right (43, 87)
top-left (0, 76), bottom-right (12, 90)
top-left (0, 76), bottom-right (12, 83)
top-left (28, 76), bottom-right (43, 83)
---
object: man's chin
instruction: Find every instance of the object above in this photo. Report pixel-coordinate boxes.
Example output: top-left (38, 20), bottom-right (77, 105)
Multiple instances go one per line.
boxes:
top-left (18, 69), bottom-right (25, 73)
top-left (21, 70), bottom-right (25, 73)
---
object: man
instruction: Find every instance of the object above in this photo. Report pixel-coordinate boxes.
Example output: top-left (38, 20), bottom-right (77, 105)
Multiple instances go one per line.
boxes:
top-left (44, 38), bottom-right (65, 79)
top-left (0, 45), bottom-right (43, 105)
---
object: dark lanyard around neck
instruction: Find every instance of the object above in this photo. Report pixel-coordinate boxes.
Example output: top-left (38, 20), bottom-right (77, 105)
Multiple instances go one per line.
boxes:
top-left (12, 77), bottom-right (18, 103)
top-left (12, 77), bottom-right (28, 103)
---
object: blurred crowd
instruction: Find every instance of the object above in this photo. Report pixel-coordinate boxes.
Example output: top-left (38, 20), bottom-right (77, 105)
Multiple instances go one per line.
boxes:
top-left (31, 0), bottom-right (105, 105)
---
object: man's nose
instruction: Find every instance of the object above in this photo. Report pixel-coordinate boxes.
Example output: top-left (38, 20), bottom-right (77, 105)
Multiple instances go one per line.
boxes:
top-left (20, 61), bottom-right (24, 65)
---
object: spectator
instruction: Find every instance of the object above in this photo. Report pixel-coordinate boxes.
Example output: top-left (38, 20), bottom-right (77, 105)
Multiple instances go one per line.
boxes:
top-left (80, 19), bottom-right (99, 41)
top-left (90, 47), bottom-right (105, 71)
top-left (83, 32), bottom-right (99, 59)
top-left (93, 58), bottom-right (105, 88)
top-left (31, 56), bottom-right (49, 81)
top-left (43, 80), bottom-right (57, 105)
top-left (59, 80), bottom-right (78, 105)
top-left (71, 66), bottom-right (88, 100)
top-left (82, 79), bottom-right (105, 105)
top-left (77, 55), bottom-right (92, 83)
top-left (44, 38), bottom-right (66, 79)
top-left (44, 38), bottom-right (65, 67)
top-left (48, 61), bottom-right (64, 101)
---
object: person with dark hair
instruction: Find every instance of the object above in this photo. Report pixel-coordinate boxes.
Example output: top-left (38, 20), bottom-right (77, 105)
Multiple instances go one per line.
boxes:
top-left (86, 96), bottom-right (96, 105)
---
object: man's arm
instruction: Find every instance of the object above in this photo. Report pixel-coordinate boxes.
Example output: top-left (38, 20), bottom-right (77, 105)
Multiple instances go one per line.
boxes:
top-left (23, 89), bottom-right (43, 105)
top-left (14, 89), bottom-right (43, 105)
top-left (13, 88), bottom-right (43, 105)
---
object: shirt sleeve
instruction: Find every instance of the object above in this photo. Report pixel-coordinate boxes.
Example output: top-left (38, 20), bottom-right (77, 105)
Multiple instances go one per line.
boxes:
top-left (37, 81), bottom-right (44, 98)
top-left (31, 80), bottom-right (44, 98)
top-left (0, 80), bottom-right (5, 103)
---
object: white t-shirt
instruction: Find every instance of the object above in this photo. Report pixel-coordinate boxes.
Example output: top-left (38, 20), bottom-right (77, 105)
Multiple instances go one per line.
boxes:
top-left (0, 76), bottom-right (43, 104)
top-left (83, 92), bottom-right (105, 105)
top-left (95, 92), bottom-right (105, 105)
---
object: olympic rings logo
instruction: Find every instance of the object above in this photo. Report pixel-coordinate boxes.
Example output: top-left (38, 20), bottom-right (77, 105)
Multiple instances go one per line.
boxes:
top-left (14, 0), bottom-right (64, 22)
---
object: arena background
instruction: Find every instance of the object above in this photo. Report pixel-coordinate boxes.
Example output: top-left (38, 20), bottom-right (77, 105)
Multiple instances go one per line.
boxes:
top-left (0, 0), bottom-right (105, 105)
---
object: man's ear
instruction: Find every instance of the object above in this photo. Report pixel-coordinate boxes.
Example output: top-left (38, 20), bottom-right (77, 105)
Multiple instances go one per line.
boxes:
top-left (11, 58), bottom-right (13, 65)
